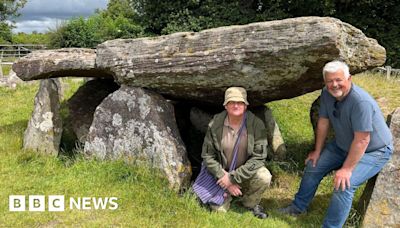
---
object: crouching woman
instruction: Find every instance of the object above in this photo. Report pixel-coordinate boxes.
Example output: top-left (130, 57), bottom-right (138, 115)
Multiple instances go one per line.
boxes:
top-left (193, 87), bottom-right (272, 219)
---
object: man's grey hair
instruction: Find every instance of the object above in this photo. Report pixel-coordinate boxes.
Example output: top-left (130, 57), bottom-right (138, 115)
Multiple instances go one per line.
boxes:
top-left (322, 60), bottom-right (351, 80)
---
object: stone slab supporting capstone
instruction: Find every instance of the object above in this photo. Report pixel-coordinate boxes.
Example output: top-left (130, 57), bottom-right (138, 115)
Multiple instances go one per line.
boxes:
top-left (23, 79), bottom-right (62, 155)
top-left (84, 85), bottom-right (191, 191)
top-left (361, 108), bottom-right (400, 227)
top-left (253, 106), bottom-right (287, 160)
top-left (67, 79), bottom-right (120, 143)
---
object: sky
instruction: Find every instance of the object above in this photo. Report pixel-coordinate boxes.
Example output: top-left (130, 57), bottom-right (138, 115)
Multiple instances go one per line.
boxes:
top-left (12, 0), bottom-right (109, 34)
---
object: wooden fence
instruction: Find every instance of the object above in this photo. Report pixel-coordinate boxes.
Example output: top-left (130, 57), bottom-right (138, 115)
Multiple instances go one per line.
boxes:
top-left (0, 44), bottom-right (47, 65)
top-left (0, 44), bottom-right (47, 77)
top-left (372, 66), bottom-right (400, 79)
top-left (0, 44), bottom-right (47, 59)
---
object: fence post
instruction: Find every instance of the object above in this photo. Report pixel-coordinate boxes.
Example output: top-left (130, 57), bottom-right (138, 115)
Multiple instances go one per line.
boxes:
top-left (386, 66), bottom-right (391, 79)
top-left (0, 51), bottom-right (3, 77)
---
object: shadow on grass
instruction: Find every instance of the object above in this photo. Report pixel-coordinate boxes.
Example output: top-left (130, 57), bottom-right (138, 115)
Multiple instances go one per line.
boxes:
top-left (261, 194), bottom-right (330, 227)
top-left (213, 194), bottom-right (331, 226)
top-left (0, 120), bottom-right (28, 134)
top-left (0, 120), bottom-right (28, 152)
top-left (272, 141), bottom-right (314, 173)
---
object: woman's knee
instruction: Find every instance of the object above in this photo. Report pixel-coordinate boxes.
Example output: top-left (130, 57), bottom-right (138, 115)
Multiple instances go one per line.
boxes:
top-left (255, 167), bottom-right (272, 186)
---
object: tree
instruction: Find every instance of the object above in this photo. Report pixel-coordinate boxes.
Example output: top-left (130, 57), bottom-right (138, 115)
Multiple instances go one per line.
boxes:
top-left (48, 17), bottom-right (101, 48)
top-left (129, 0), bottom-right (400, 67)
top-left (0, 0), bottom-right (26, 42)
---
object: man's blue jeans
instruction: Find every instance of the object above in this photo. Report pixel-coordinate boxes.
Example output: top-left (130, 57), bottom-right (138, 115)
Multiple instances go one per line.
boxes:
top-left (292, 141), bottom-right (392, 228)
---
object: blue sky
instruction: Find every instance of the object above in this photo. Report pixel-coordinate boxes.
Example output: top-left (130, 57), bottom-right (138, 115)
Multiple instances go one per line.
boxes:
top-left (12, 0), bottom-right (109, 33)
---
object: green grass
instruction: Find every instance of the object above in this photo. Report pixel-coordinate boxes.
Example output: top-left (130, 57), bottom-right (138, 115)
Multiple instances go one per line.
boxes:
top-left (1, 64), bottom-right (12, 76)
top-left (0, 73), bottom-right (398, 226)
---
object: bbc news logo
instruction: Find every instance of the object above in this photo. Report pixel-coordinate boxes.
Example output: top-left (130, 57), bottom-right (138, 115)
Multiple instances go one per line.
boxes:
top-left (9, 195), bottom-right (119, 212)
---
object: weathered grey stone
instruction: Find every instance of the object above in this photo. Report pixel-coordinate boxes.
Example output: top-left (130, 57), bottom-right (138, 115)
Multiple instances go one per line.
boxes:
top-left (67, 79), bottom-right (119, 143)
top-left (310, 96), bottom-right (335, 141)
top-left (362, 108), bottom-right (400, 227)
top-left (84, 86), bottom-right (191, 190)
top-left (375, 97), bottom-right (391, 120)
top-left (253, 106), bottom-right (286, 160)
top-left (0, 69), bottom-right (24, 89)
top-left (190, 107), bottom-right (213, 134)
top-left (54, 77), bottom-right (64, 100)
top-left (13, 17), bottom-right (385, 106)
top-left (23, 79), bottom-right (62, 155)
top-left (13, 48), bottom-right (112, 80)
top-left (97, 16), bottom-right (385, 106)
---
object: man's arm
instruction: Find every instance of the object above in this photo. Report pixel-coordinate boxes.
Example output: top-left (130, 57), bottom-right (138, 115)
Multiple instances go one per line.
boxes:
top-left (334, 131), bottom-right (370, 191)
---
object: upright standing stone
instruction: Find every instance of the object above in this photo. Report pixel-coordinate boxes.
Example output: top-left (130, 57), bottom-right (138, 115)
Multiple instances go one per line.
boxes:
top-left (362, 108), bottom-right (400, 227)
top-left (189, 107), bottom-right (213, 134)
top-left (67, 79), bottom-right (119, 143)
top-left (23, 79), bottom-right (63, 155)
top-left (254, 106), bottom-right (287, 160)
top-left (84, 86), bottom-right (191, 191)
top-left (310, 96), bottom-right (335, 141)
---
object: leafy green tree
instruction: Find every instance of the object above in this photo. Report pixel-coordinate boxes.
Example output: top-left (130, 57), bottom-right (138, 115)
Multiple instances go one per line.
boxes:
top-left (0, 0), bottom-right (26, 43)
top-left (12, 32), bottom-right (51, 45)
top-left (129, 0), bottom-right (400, 67)
top-left (0, 22), bottom-right (13, 43)
top-left (132, 0), bottom-right (262, 35)
top-left (48, 17), bottom-right (101, 48)
top-left (331, 1), bottom-right (400, 68)
top-left (49, 13), bottom-right (144, 48)
top-left (101, 0), bottom-right (137, 20)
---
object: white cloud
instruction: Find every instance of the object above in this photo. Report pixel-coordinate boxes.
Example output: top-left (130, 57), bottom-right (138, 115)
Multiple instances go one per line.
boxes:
top-left (12, 0), bottom-right (108, 33)
top-left (13, 18), bottom-right (67, 33)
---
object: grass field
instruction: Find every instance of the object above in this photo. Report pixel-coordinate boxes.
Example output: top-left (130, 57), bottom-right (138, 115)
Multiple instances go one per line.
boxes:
top-left (0, 73), bottom-right (399, 227)
top-left (1, 64), bottom-right (12, 76)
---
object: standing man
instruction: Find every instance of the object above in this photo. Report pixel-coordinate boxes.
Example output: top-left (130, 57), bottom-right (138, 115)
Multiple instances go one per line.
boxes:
top-left (279, 60), bottom-right (393, 227)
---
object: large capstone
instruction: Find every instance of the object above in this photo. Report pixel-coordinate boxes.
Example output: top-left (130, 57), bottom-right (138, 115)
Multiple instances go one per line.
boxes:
top-left (13, 17), bottom-right (385, 106)
top-left (84, 86), bottom-right (191, 191)
top-left (13, 48), bottom-right (112, 80)
top-left (96, 16), bottom-right (385, 106)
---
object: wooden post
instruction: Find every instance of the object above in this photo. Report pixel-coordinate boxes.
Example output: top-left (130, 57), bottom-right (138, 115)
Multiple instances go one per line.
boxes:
top-left (0, 51), bottom-right (3, 77)
top-left (386, 65), bottom-right (391, 79)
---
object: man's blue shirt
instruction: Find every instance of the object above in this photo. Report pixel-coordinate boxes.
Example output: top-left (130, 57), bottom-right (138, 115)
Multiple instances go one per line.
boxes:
top-left (319, 83), bottom-right (392, 152)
